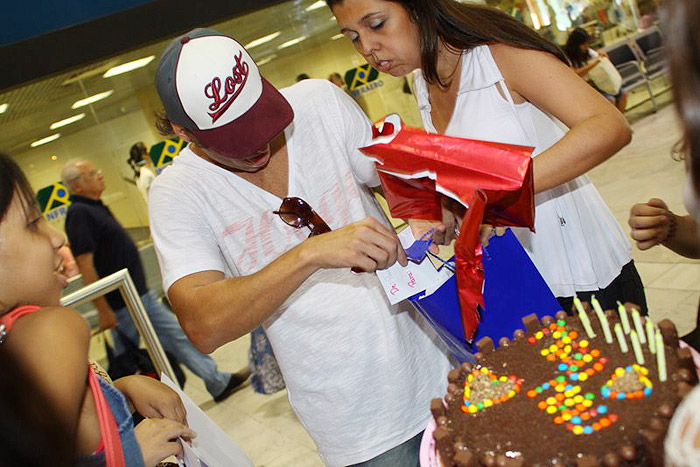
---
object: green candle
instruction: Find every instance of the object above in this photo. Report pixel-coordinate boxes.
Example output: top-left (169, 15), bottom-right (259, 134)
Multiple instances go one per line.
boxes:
top-left (574, 296), bottom-right (596, 338)
top-left (655, 330), bottom-right (667, 382)
top-left (631, 309), bottom-right (647, 344)
top-left (645, 320), bottom-right (656, 354)
top-left (591, 296), bottom-right (613, 344)
top-left (614, 323), bottom-right (628, 353)
top-left (630, 330), bottom-right (645, 364)
top-left (616, 300), bottom-right (631, 334)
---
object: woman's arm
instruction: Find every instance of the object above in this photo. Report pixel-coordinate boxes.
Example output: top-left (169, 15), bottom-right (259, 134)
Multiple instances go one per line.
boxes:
top-left (6, 307), bottom-right (91, 441)
top-left (573, 57), bottom-right (601, 76)
top-left (491, 43), bottom-right (631, 194)
top-left (113, 375), bottom-right (187, 424)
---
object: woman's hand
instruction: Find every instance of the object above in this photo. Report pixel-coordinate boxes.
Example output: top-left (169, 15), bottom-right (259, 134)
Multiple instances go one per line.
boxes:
top-left (114, 375), bottom-right (187, 424)
top-left (628, 198), bottom-right (675, 250)
top-left (479, 225), bottom-right (508, 247)
top-left (408, 197), bottom-right (464, 253)
top-left (134, 418), bottom-right (196, 467)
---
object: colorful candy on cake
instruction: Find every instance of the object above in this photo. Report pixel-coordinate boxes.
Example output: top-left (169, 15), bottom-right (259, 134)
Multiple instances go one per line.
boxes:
top-left (429, 300), bottom-right (699, 466)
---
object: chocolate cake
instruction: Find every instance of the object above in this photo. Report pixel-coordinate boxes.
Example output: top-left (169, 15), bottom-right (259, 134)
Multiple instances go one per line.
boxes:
top-left (430, 303), bottom-right (699, 466)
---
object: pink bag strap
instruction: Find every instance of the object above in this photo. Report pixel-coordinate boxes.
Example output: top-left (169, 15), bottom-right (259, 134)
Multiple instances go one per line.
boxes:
top-left (0, 305), bottom-right (42, 343)
top-left (88, 366), bottom-right (125, 467)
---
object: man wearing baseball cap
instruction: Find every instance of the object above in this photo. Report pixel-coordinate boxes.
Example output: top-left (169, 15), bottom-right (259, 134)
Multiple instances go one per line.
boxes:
top-left (148, 29), bottom-right (451, 466)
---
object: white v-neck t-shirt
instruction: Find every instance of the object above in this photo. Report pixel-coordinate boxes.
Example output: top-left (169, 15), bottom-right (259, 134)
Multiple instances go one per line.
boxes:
top-left (413, 45), bottom-right (631, 297)
top-left (149, 80), bottom-right (451, 466)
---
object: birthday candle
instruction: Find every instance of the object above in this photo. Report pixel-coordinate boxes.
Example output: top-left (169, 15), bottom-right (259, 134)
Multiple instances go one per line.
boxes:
top-left (591, 296), bottom-right (613, 343)
top-left (646, 320), bottom-right (656, 354)
top-left (630, 330), bottom-right (645, 364)
top-left (631, 309), bottom-right (647, 344)
top-left (614, 323), bottom-right (628, 353)
top-left (616, 301), bottom-right (631, 334)
top-left (574, 296), bottom-right (596, 338)
top-left (655, 330), bottom-right (667, 382)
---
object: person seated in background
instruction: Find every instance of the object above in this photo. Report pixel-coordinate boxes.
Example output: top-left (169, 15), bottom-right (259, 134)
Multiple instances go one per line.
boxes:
top-left (0, 153), bottom-right (196, 466)
top-left (60, 158), bottom-right (249, 403)
top-left (564, 27), bottom-right (628, 112)
top-left (295, 72), bottom-right (310, 81)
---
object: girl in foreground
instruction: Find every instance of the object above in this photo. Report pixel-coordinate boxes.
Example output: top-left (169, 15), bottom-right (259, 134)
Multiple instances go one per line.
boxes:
top-left (329, 0), bottom-right (645, 313)
top-left (0, 153), bottom-right (195, 466)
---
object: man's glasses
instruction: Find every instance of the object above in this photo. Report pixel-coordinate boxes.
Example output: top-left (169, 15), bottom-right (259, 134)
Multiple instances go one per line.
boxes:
top-left (273, 197), bottom-right (331, 237)
top-left (274, 197), bottom-right (362, 273)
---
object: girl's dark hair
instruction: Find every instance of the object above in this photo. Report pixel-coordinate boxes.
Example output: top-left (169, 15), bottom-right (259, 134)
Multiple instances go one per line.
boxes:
top-left (564, 28), bottom-right (590, 69)
top-left (128, 142), bottom-right (147, 178)
top-left (0, 347), bottom-right (74, 466)
top-left (0, 153), bottom-right (39, 224)
top-left (662, 0), bottom-right (700, 191)
top-left (326, 0), bottom-right (568, 86)
top-left (129, 142), bottom-right (147, 163)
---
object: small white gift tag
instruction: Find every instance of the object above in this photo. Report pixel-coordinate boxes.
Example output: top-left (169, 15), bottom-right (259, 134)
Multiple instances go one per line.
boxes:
top-left (375, 228), bottom-right (442, 304)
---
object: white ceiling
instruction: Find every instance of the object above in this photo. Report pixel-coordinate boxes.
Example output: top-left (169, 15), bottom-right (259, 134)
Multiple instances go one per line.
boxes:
top-left (0, 0), bottom-right (342, 155)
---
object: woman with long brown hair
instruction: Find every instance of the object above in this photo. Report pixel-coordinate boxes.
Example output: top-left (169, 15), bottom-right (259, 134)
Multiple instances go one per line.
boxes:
top-left (329, 0), bottom-right (645, 313)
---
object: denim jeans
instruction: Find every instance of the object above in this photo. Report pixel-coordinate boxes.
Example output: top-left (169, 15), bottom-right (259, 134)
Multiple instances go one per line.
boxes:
top-left (111, 290), bottom-right (231, 397)
top-left (347, 431), bottom-right (423, 467)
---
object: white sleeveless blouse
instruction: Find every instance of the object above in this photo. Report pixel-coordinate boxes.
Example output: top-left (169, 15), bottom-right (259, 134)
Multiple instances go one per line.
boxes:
top-left (413, 45), bottom-right (631, 297)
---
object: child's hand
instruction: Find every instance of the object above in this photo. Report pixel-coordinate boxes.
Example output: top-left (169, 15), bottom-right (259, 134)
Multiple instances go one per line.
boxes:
top-left (115, 375), bottom-right (187, 424)
top-left (628, 198), bottom-right (674, 250)
top-left (135, 418), bottom-right (196, 467)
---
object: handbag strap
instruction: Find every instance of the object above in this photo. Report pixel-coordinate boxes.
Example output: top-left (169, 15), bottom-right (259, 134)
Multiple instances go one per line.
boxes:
top-left (88, 366), bottom-right (126, 467)
top-left (0, 305), bottom-right (42, 343)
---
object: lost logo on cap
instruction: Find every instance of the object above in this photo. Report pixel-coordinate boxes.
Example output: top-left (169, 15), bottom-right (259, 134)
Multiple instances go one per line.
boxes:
top-left (176, 36), bottom-right (263, 130)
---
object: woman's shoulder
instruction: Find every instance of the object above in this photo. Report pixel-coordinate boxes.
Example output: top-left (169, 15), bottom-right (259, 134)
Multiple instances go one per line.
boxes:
top-left (489, 42), bottom-right (570, 77)
top-left (7, 306), bottom-right (90, 347)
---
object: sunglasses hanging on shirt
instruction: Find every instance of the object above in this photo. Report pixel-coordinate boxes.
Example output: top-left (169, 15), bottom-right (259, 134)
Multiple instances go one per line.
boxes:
top-left (273, 197), bottom-right (362, 273)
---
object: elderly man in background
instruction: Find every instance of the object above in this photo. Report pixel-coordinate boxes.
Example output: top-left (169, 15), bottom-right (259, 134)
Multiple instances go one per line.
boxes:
top-left (61, 159), bottom-right (249, 402)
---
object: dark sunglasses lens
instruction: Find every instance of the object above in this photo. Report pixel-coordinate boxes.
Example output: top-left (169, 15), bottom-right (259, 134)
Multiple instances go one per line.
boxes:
top-left (277, 211), bottom-right (305, 227)
top-left (282, 198), bottom-right (313, 217)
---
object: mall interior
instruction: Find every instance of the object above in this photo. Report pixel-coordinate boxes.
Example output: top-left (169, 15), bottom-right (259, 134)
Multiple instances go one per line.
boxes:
top-left (1, 0), bottom-right (698, 465)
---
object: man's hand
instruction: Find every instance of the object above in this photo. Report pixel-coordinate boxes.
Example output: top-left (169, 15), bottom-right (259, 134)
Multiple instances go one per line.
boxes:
top-left (134, 418), bottom-right (196, 467)
top-left (629, 198), bottom-right (674, 250)
top-left (115, 375), bottom-right (187, 424)
top-left (97, 307), bottom-right (117, 330)
top-left (305, 217), bottom-right (407, 272)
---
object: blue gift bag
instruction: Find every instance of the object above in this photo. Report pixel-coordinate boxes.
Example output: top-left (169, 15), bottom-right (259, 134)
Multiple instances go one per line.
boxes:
top-left (409, 229), bottom-right (562, 362)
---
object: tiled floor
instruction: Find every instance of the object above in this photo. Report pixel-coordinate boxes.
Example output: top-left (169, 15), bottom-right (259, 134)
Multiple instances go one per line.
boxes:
top-left (88, 76), bottom-right (698, 466)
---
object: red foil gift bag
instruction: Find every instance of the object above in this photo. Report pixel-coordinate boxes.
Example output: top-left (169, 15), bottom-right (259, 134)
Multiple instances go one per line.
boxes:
top-left (360, 114), bottom-right (536, 341)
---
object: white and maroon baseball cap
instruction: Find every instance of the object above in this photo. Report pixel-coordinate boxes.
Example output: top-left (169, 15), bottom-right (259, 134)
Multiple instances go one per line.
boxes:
top-left (156, 28), bottom-right (293, 159)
